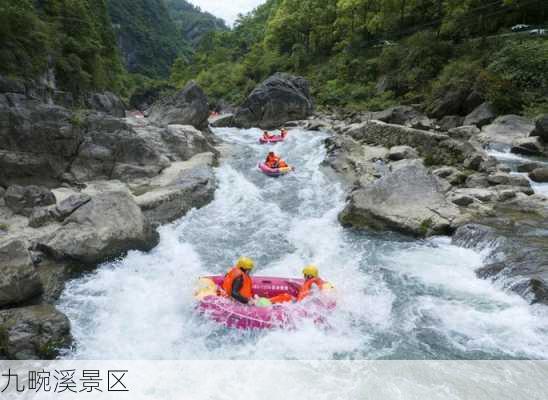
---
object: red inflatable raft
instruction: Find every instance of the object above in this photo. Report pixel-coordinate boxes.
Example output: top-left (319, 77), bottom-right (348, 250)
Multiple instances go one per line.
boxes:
top-left (195, 276), bottom-right (336, 330)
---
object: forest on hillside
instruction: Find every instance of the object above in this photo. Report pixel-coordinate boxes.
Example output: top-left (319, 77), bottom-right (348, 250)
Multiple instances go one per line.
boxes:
top-left (172, 0), bottom-right (548, 115)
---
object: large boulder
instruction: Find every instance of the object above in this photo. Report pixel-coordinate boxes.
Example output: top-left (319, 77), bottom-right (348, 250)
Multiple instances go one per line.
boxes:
top-left (70, 115), bottom-right (169, 182)
top-left (530, 168), bottom-right (548, 183)
top-left (135, 153), bottom-right (216, 225)
top-left (463, 102), bottom-right (497, 128)
top-left (0, 305), bottom-right (71, 359)
top-left (85, 92), bottom-right (126, 118)
top-left (147, 81), bottom-right (209, 129)
top-left (429, 89), bottom-right (469, 118)
top-left (480, 115), bottom-right (535, 145)
top-left (531, 114), bottom-right (548, 142)
top-left (0, 102), bottom-right (79, 187)
top-left (4, 185), bottom-right (56, 216)
top-left (36, 191), bottom-right (159, 265)
top-left (0, 239), bottom-right (42, 307)
top-left (339, 161), bottom-right (460, 236)
top-left (234, 73), bottom-right (313, 129)
top-left (161, 125), bottom-right (215, 161)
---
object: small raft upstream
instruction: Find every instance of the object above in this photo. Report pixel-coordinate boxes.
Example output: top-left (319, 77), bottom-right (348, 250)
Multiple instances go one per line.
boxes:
top-left (258, 162), bottom-right (293, 177)
top-left (195, 276), bottom-right (336, 330)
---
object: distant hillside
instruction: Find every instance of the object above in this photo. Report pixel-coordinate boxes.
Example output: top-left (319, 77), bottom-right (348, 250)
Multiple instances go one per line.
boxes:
top-left (106, 0), bottom-right (193, 78)
top-left (165, 0), bottom-right (228, 46)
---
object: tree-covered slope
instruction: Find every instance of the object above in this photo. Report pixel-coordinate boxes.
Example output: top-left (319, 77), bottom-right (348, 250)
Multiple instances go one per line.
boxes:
top-left (0, 0), bottom-right (125, 96)
top-left (165, 0), bottom-right (228, 46)
top-left (172, 0), bottom-right (548, 115)
top-left (106, 0), bottom-right (193, 78)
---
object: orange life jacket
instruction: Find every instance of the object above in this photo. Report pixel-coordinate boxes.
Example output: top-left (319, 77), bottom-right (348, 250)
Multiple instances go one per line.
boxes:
top-left (222, 267), bottom-right (253, 300)
top-left (265, 155), bottom-right (279, 168)
top-left (297, 277), bottom-right (324, 301)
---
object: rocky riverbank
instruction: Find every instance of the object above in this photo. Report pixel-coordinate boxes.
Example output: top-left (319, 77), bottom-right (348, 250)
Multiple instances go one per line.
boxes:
top-left (0, 76), bottom-right (218, 359)
top-left (303, 105), bottom-right (548, 305)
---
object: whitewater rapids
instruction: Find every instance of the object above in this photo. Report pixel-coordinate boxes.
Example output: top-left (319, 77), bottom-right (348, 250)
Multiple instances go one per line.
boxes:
top-left (58, 127), bottom-right (548, 360)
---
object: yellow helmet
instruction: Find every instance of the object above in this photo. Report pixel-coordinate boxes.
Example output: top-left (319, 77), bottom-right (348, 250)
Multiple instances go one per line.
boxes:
top-left (303, 264), bottom-right (319, 278)
top-left (236, 256), bottom-right (255, 270)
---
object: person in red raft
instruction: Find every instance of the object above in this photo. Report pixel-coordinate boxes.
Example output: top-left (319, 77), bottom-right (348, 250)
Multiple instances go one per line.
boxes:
top-left (221, 258), bottom-right (325, 305)
top-left (269, 264), bottom-right (325, 304)
top-left (261, 128), bottom-right (288, 142)
top-left (264, 152), bottom-right (289, 169)
top-left (222, 257), bottom-right (256, 304)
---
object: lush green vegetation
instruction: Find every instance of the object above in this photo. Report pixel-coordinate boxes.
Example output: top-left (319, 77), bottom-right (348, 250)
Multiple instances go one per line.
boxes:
top-left (171, 0), bottom-right (548, 115)
top-left (0, 0), bottom-right (125, 96)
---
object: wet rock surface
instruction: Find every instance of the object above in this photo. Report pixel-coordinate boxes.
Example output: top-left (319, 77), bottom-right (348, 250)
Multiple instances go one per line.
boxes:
top-left (147, 81), bottom-right (209, 129)
top-left (234, 73), bottom-right (314, 129)
top-left (0, 75), bottom-right (219, 359)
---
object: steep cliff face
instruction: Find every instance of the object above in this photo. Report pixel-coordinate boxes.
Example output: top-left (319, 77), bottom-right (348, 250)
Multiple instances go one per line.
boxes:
top-left (106, 0), bottom-right (191, 78)
top-left (106, 0), bottom-right (227, 79)
top-left (165, 0), bottom-right (228, 46)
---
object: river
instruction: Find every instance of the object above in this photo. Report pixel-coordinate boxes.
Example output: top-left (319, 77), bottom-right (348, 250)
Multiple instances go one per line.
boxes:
top-left (58, 127), bottom-right (548, 360)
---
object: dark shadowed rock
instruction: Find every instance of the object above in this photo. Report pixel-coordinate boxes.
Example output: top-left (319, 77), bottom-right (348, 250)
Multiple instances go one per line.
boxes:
top-left (0, 239), bottom-right (42, 307)
top-left (339, 161), bottom-right (460, 237)
top-left (234, 73), bottom-right (313, 129)
top-left (388, 145), bottom-right (418, 161)
top-left (4, 185), bottom-right (56, 216)
top-left (85, 92), bottom-right (125, 118)
top-left (530, 168), bottom-right (548, 183)
top-left (36, 191), bottom-right (159, 265)
top-left (511, 137), bottom-right (544, 156)
top-left (438, 115), bottom-right (464, 131)
top-left (463, 91), bottom-right (484, 114)
top-left (0, 305), bottom-right (71, 359)
top-left (148, 81), bottom-right (209, 129)
top-left (531, 114), bottom-right (548, 142)
top-left (463, 102), bottom-right (497, 128)
top-left (429, 89), bottom-right (469, 118)
top-left (129, 84), bottom-right (175, 112)
top-left (517, 162), bottom-right (544, 173)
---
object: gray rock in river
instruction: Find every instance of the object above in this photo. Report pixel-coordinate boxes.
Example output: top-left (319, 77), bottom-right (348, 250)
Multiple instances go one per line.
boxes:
top-left (339, 161), bottom-right (460, 237)
top-left (480, 115), bottom-right (535, 146)
top-left (0, 305), bottom-right (71, 359)
top-left (463, 102), bottom-right (497, 128)
top-left (511, 136), bottom-right (544, 156)
top-left (36, 191), bottom-right (159, 265)
top-left (234, 73), bottom-right (313, 129)
top-left (452, 196), bottom-right (548, 305)
top-left (529, 167), bottom-right (548, 183)
top-left (0, 239), bottom-right (42, 307)
top-left (147, 81), bottom-right (209, 129)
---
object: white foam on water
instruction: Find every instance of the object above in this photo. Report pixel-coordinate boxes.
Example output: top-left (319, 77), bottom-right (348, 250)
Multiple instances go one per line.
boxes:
top-left (58, 127), bottom-right (548, 361)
